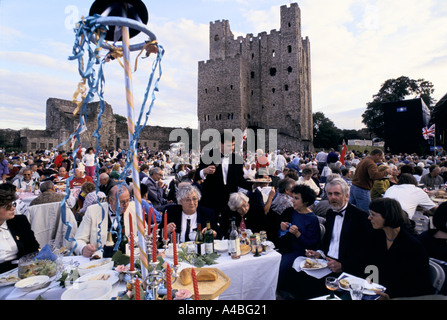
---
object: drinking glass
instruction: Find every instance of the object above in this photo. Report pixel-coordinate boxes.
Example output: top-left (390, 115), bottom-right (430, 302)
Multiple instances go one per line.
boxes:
top-left (325, 277), bottom-right (339, 299)
top-left (349, 282), bottom-right (364, 300)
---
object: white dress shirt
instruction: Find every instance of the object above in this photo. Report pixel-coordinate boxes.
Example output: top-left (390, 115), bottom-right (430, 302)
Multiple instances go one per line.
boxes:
top-left (327, 203), bottom-right (348, 260)
top-left (181, 212), bottom-right (197, 243)
top-left (0, 223), bottom-right (19, 264)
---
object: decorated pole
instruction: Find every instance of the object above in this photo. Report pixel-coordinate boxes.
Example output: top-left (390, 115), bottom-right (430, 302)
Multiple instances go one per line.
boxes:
top-left (121, 23), bottom-right (148, 278)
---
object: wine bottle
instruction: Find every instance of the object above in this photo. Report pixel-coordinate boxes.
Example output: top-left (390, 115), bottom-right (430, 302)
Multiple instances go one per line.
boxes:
top-left (204, 221), bottom-right (214, 254)
top-left (103, 232), bottom-right (115, 258)
top-left (228, 218), bottom-right (241, 259)
top-left (195, 223), bottom-right (205, 255)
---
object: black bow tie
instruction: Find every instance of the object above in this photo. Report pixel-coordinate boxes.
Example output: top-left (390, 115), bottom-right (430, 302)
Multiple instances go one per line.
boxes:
top-left (331, 210), bottom-right (345, 217)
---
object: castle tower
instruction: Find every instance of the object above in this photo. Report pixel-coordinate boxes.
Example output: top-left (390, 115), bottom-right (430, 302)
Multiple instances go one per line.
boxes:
top-left (198, 3), bottom-right (313, 151)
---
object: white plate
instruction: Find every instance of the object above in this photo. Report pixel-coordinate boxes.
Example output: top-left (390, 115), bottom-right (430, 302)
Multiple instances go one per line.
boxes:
top-left (74, 269), bottom-right (119, 286)
top-left (77, 258), bottom-right (113, 276)
top-left (14, 275), bottom-right (50, 291)
top-left (300, 259), bottom-right (328, 271)
top-left (338, 275), bottom-right (385, 295)
top-left (0, 269), bottom-right (20, 287)
top-left (61, 280), bottom-right (112, 300)
top-left (214, 240), bottom-right (228, 252)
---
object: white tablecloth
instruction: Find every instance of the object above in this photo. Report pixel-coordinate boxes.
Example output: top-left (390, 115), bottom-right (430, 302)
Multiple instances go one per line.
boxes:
top-left (0, 256), bottom-right (126, 300)
top-left (170, 250), bottom-right (281, 300)
top-left (0, 250), bottom-right (281, 300)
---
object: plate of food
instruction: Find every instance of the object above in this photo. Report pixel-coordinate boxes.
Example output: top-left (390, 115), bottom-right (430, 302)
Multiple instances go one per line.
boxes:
top-left (14, 275), bottom-right (51, 292)
top-left (300, 258), bottom-right (328, 271)
top-left (77, 258), bottom-right (113, 276)
top-left (0, 269), bottom-right (20, 287)
top-left (74, 269), bottom-right (119, 286)
top-left (338, 275), bottom-right (386, 295)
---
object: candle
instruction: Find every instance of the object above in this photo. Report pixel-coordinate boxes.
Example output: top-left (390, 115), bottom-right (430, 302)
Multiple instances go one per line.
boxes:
top-left (191, 268), bottom-right (200, 300)
top-left (163, 210), bottom-right (168, 240)
top-left (129, 214), bottom-right (135, 271)
top-left (172, 229), bottom-right (178, 266)
top-left (135, 276), bottom-right (141, 300)
top-left (147, 206), bottom-right (151, 235)
top-left (142, 207), bottom-right (146, 231)
top-left (152, 225), bottom-right (157, 263)
top-left (151, 207), bottom-right (156, 230)
top-left (166, 264), bottom-right (172, 300)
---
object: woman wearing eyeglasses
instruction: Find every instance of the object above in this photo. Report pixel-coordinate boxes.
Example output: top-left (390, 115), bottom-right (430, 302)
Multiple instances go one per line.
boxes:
top-left (0, 189), bottom-right (40, 273)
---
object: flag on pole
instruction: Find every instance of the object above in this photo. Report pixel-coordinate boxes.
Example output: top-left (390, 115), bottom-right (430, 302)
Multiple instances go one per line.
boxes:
top-left (340, 140), bottom-right (347, 165)
top-left (422, 124), bottom-right (435, 140)
top-left (240, 128), bottom-right (248, 149)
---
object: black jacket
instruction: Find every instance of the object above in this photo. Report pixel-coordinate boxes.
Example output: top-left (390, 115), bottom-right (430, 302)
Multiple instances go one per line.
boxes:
top-left (0, 215), bottom-right (40, 274)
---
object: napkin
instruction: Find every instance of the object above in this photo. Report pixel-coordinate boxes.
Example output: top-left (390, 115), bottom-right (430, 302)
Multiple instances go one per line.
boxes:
top-left (292, 256), bottom-right (331, 279)
top-left (35, 244), bottom-right (57, 262)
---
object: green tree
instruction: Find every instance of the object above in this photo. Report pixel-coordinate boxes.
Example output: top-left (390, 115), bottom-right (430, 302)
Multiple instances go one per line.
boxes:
top-left (361, 76), bottom-right (435, 138)
top-left (313, 112), bottom-right (342, 149)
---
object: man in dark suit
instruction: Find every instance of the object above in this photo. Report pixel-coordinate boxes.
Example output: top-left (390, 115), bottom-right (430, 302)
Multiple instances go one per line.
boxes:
top-left (195, 133), bottom-right (251, 228)
top-left (278, 177), bottom-right (373, 299)
top-left (163, 184), bottom-right (218, 242)
top-left (143, 167), bottom-right (172, 211)
top-left (0, 188), bottom-right (40, 273)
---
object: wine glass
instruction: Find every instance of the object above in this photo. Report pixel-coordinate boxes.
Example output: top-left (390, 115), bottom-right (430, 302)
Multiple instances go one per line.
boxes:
top-left (325, 277), bottom-right (339, 299)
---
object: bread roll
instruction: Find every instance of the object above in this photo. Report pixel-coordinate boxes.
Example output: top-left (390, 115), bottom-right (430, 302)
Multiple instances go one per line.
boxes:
top-left (339, 279), bottom-right (349, 289)
top-left (197, 269), bottom-right (217, 282)
top-left (180, 268), bottom-right (192, 285)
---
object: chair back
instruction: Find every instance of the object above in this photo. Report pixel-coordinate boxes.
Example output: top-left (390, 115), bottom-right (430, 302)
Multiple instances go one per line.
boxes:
top-left (411, 212), bottom-right (430, 234)
top-left (28, 202), bottom-right (78, 249)
top-left (429, 258), bottom-right (446, 294)
top-left (319, 223), bottom-right (325, 242)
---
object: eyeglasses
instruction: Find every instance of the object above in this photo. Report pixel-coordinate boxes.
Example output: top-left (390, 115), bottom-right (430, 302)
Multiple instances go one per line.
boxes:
top-left (23, 174), bottom-right (31, 176)
top-left (119, 198), bottom-right (131, 206)
top-left (1, 202), bottom-right (17, 210)
top-left (183, 197), bottom-right (199, 203)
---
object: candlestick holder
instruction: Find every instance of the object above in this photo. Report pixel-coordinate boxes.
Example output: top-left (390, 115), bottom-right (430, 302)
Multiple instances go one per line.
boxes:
top-left (144, 261), bottom-right (162, 300)
top-left (162, 238), bottom-right (170, 251)
top-left (171, 264), bottom-right (180, 284)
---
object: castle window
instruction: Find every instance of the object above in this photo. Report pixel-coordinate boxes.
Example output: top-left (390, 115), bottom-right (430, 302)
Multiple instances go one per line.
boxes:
top-left (214, 34), bottom-right (219, 41)
top-left (287, 66), bottom-right (293, 73)
top-left (231, 113), bottom-right (234, 119)
top-left (217, 87), bottom-right (219, 92)
top-left (288, 22), bottom-right (291, 28)
top-left (153, 142), bottom-right (156, 148)
top-left (270, 68), bottom-right (277, 76)
top-left (207, 115), bottom-right (210, 121)
top-left (272, 88), bottom-right (276, 93)
top-left (48, 143), bottom-right (53, 149)
top-left (251, 90), bottom-right (254, 96)
top-left (205, 88), bottom-right (208, 94)
top-left (230, 85), bottom-right (233, 90)
top-left (288, 45), bottom-right (292, 53)
top-left (251, 72), bottom-right (255, 79)
top-left (40, 143), bottom-right (45, 149)
top-left (252, 53), bottom-right (254, 60)
top-left (285, 85), bottom-right (289, 91)
top-left (272, 50), bottom-right (275, 57)
top-left (31, 143), bottom-right (37, 150)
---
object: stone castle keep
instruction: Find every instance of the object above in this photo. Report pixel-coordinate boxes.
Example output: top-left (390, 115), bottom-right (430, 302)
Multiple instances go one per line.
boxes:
top-left (198, 3), bottom-right (313, 151)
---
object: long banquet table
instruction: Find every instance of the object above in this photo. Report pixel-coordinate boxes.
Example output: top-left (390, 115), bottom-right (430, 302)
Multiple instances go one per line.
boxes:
top-left (0, 249), bottom-right (281, 300)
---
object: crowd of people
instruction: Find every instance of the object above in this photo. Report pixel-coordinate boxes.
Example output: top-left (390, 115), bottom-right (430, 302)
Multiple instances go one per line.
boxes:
top-left (1, 138), bottom-right (447, 299)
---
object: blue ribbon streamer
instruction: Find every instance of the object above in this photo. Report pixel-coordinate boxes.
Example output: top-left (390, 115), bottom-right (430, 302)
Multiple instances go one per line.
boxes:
top-left (59, 14), bottom-right (164, 254)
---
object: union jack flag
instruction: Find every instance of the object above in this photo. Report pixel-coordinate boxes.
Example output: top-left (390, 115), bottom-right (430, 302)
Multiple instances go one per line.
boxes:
top-left (422, 124), bottom-right (435, 140)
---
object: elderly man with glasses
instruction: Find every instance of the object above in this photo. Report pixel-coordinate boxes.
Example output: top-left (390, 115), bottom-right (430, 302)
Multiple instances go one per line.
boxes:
top-left (74, 184), bottom-right (135, 257)
top-left (12, 168), bottom-right (34, 192)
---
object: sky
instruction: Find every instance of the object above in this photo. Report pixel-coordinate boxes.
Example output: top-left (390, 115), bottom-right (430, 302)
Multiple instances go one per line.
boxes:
top-left (1, 0), bottom-right (446, 132)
